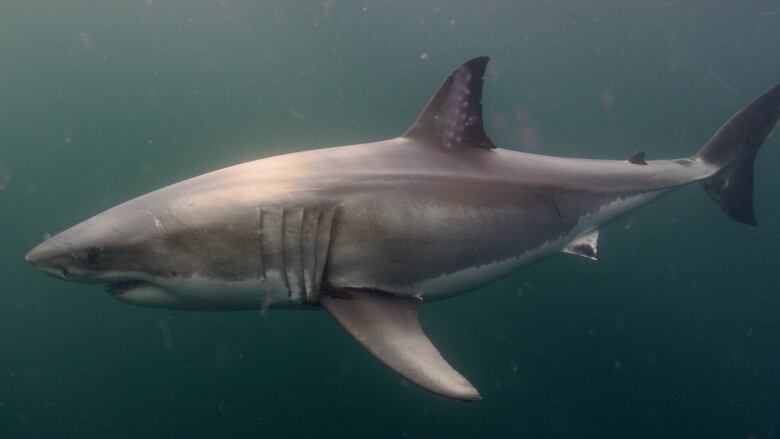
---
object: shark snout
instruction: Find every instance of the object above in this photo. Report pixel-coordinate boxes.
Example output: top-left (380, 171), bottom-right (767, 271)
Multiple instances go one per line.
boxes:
top-left (25, 240), bottom-right (71, 280)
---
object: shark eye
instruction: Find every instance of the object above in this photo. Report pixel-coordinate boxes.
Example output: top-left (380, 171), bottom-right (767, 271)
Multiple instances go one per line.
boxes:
top-left (86, 246), bottom-right (100, 264)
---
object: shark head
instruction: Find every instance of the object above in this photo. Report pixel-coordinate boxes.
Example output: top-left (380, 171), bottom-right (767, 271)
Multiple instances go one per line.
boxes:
top-left (24, 201), bottom-right (185, 302)
top-left (24, 170), bottom-right (335, 311)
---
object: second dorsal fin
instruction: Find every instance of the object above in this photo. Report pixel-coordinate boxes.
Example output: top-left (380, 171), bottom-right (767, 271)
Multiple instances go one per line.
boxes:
top-left (404, 57), bottom-right (496, 150)
top-left (627, 151), bottom-right (647, 165)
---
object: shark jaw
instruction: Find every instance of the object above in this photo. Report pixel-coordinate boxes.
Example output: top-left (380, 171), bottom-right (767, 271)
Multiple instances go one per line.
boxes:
top-left (104, 279), bottom-right (188, 309)
top-left (104, 279), bottom-right (148, 296)
top-left (104, 274), bottom-right (297, 311)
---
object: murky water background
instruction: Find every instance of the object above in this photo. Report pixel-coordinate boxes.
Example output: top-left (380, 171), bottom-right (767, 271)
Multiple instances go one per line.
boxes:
top-left (2, 1), bottom-right (780, 437)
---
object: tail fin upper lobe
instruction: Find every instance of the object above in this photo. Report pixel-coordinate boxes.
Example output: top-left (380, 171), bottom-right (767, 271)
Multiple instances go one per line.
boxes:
top-left (696, 82), bottom-right (780, 225)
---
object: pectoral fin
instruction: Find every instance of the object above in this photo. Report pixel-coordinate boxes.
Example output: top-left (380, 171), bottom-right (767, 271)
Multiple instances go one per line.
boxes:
top-left (321, 288), bottom-right (481, 401)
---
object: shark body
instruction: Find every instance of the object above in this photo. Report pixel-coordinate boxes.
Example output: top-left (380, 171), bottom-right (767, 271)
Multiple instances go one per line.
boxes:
top-left (26, 58), bottom-right (780, 400)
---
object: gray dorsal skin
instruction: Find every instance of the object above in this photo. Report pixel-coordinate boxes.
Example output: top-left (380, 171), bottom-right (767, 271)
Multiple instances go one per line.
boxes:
top-left (24, 57), bottom-right (780, 401)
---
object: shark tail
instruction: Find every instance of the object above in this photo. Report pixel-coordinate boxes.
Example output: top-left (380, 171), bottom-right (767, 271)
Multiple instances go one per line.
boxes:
top-left (695, 82), bottom-right (780, 225)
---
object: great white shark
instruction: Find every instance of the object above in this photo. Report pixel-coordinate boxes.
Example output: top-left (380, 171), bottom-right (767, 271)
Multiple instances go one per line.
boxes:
top-left (26, 57), bottom-right (780, 401)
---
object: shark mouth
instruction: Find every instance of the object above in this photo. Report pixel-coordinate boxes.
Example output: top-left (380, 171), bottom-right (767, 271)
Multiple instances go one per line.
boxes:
top-left (104, 280), bottom-right (145, 296)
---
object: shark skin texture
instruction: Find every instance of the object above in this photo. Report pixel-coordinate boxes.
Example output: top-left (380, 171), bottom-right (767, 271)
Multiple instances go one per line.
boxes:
top-left (26, 57), bottom-right (780, 401)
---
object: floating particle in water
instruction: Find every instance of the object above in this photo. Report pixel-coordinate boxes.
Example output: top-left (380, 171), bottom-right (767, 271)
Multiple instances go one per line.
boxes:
top-left (488, 64), bottom-right (499, 82)
top-left (158, 317), bottom-right (173, 350)
top-left (288, 107), bottom-right (307, 122)
top-left (79, 31), bottom-right (94, 52)
top-left (62, 126), bottom-right (75, 145)
top-left (260, 291), bottom-right (271, 316)
top-left (12, 301), bottom-right (40, 312)
top-left (0, 161), bottom-right (11, 191)
top-left (420, 52), bottom-right (429, 61)
top-left (491, 112), bottom-right (507, 130)
top-left (599, 88), bottom-right (615, 112)
top-left (549, 412), bottom-right (569, 432)
top-left (667, 49), bottom-right (688, 71)
top-left (323, 0), bottom-right (337, 20)
top-left (514, 105), bottom-right (541, 150)
top-left (707, 68), bottom-right (741, 96)
top-left (516, 280), bottom-right (535, 297)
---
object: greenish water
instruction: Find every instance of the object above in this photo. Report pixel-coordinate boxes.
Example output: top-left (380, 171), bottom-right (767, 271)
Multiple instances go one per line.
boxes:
top-left (2, 1), bottom-right (780, 437)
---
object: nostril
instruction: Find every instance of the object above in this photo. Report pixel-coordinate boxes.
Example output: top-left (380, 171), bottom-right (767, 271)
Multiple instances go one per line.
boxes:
top-left (61, 266), bottom-right (69, 279)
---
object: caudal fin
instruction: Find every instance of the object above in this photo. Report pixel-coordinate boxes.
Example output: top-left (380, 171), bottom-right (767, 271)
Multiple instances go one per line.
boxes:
top-left (696, 82), bottom-right (780, 225)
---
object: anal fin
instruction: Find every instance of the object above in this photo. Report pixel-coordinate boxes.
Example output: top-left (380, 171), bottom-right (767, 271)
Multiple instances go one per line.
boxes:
top-left (321, 288), bottom-right (481, 401)
top-left (563, 230), bottom-right (599, 261)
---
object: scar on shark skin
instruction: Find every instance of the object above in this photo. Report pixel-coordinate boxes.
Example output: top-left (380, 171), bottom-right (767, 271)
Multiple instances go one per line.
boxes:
top-left (140, 208), bottom-right (167, 239)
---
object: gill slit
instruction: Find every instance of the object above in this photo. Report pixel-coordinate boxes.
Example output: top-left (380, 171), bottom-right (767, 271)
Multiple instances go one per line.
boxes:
top-left (280, 207), bottom-right (291, 297)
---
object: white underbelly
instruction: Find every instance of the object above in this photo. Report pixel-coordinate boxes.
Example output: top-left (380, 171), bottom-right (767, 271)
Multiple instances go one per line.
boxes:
top-left (406, 237), bottom-right (565, 301)
top-left (111, 270), bottom-right (303, 311)
top-left (405, 190), bottom-right (664, 301)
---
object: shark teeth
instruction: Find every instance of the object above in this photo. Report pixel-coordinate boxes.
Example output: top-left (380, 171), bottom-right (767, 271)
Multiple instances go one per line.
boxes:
top-left (104, 280), bottom-right (144, 296)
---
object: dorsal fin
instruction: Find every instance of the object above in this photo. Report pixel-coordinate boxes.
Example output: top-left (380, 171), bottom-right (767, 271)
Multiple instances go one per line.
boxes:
top-left (627, 151), bottom-right (647, 165)
top-left (404, 57), bottom-right (496, 150)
